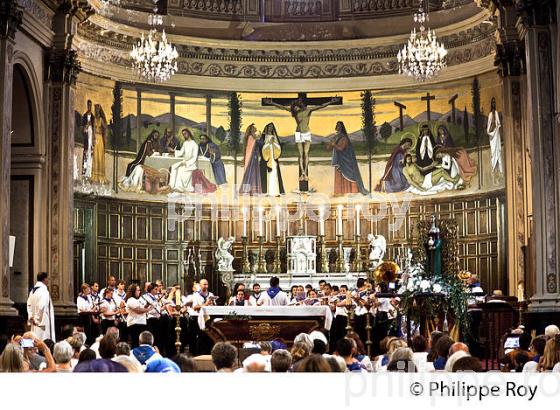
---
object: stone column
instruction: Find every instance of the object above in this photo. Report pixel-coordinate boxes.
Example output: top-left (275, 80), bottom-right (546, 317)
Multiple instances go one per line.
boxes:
top-left (0, 0), bottom-right (22, 316)
top-left (136, 88), bottom-right (141, 151)
top-left (516, 0), bottom-right (560, 311)
top-left (46, 1), bottom-right (91, 316)
top-left (170, 92), bottom-right (176, 136)
top-left (205, 95), bottom-right (212, 136)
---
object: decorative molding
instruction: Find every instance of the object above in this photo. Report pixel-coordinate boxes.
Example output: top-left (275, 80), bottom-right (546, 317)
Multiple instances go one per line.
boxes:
top-left (0, 0), bottom-right (23, 40)
top-left (495, 40), bottom-right (525, 77)
top-left (17, 0), bottom-right (53, 30)
top-left (515, 0), bottom-right (556, 29)
top-left (46, 48), bottom-right (81, 84)
top-left (546, 273), bottom-right (557, 294)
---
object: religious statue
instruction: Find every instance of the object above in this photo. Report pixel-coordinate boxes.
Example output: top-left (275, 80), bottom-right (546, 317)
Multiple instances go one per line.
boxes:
top-left (81, 99), bottom-right (95, 180)
top-left (425, 216), bottom-right (442, 276)
top-left (91, 104), bottom-right (108, 184)
top-left (263, 96), bottom-right (338, 185)
top-left (215, 236), bottom-right (235, 272)
top-left (487, 97), bottom-right (503, 177)
top-left (367, 234), bottom-right (386, 268)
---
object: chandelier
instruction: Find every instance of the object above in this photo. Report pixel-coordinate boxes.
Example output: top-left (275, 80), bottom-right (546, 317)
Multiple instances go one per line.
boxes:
top-left (130, 1), bottom-right (178, 83)
top-left (397, 1), bottom-right (447, 82)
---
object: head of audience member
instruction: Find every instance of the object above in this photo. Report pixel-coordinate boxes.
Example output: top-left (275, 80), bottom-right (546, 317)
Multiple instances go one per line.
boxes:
top-left (139, 331), bottom-right (154, 347)
top-left (66, 336), bottom-right (83, 359)
top-left (545, 325), bottom-right (560, 339)
top-left (78, 349), bottom-right (96, 364)
top-left (211, 342), bottom-right (237, 372)
top-left (435, 335), bottom-right (455, 360)
top-left (453, 356), bottom-right (483, 372)
top-left (512, 350), bottom-right (531, 372)
top-left (259, 342), bottom-right (272, 356)
top-left (336, 338), bottom-right (355, 362)
top-left (172, 354), bottom-right (197, 372)
top-left (429, 330), bottom-right (443, 351)
top-left (61, 324), bottom-right (76, 340)
top-left (242, 354), bottom-right (269, 372)
top-left (387, 347), bottom-right (416, 372)
top-left (379, 336), bottom-right (395, 356)
top-left (115, 342), bottom-right (131, 357)
top-left (99, 334), bottom-right (118, 359)
top-left (290, 341), bottom-right (311, 366)
top-left (312, 339), bottom-right (327, 355)
top-left (347, 333), bottom-right (367, 357)
top-left (449, 342), bottom-right (469, 356)
top-left (53, 341), bottom-right (73, 371)
top-left (295, 354), bottom-right (332, 372)
top-left (105, 326), bottom-right (120, 340)
top-left (387, 338), bottom-right (408, 358)
top-left (112, 355), bottom-right (143, 373)
top-left (444, 350), bottom-right (470, 372)
top-left (531, 335), bottom-right (547, 359)
top-left (539, 335), bottom-right (560, 371)
top-left (0, 343), bottom-right (25, 372)
top-left (132, 332), bottom-right (157, 365)
top-left (271, 349), bottom-right (292, 373)
top-left (411, 335), bottom-right (428, 353)
top-left (294, 333), bottom-right (313, 351)
top-left (518, 332), bottom-right (532, 352)
top-left (324, 355), bottom-right (346, 372)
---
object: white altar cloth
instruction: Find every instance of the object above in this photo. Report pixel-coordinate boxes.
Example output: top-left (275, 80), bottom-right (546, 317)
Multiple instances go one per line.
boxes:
top-left (198, 305), bottom-right (333, 330)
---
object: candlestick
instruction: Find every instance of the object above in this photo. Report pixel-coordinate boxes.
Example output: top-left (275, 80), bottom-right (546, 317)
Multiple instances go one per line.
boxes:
top-left (336, 234), bottom-right (344, 273)
top-left (258, 207), bottom-right (264, 237)
top-left (319, 235), bottom-right (329, 273)
top-left (355, 205), bottom-right (361, 236)
top-left (273, 235), bottom-right (281, 274)
top-left (174, 287), bottom-right (182, 354)
top-left (275, 205), bottom-right (281, 237)
top-left (242, 207), bottom-right (247, 237)
top-left (353, 234), bottom-right (362, 272)
top-left (257, 235), bottom-right (266, 273)
top-left (345, 294), bottom-right (355, 335)
top-left (337, 205), bottom-right (343, 236)
top-left (242, 236), bottom-right (251, 274)
top-left (319, 207), bottom-right (325, 236)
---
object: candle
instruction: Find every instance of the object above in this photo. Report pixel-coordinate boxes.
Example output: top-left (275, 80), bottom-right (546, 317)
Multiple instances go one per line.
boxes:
top-left (258, 207), bottom-right (264, 237)
top-left (355, 205), bottom-right (361, 236)
top-left (319, 207), bottom-right (325, 236)
top-left (275, 205), bottom-right (281, 236)
top-left (337, 205), bottom-right (343, 236)
top-left (242, 207), bottom-right (247, 237)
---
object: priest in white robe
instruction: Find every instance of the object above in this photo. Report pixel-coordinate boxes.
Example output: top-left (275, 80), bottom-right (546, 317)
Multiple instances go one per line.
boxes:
top-left (168, 128), bottom-right (198, 193)
top-left (26, 272), bottom-right (55, 341)
top-left (487, 97), bottom-right (503, 174)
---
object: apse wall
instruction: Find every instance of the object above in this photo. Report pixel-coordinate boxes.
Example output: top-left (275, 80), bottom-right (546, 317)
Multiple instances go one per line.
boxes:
top-left (73, 70), bottom-right (506, 293)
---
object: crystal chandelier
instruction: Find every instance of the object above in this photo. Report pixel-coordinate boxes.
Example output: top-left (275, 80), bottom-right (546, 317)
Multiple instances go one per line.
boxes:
top-left (397, 1), bottom-right (447, 82)
top-left (130, 1), bottom-right (178, 82)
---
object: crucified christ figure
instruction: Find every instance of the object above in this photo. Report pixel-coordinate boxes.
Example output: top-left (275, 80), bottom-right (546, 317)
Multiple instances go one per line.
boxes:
top-left (264, 97), bottom-right (338, 182)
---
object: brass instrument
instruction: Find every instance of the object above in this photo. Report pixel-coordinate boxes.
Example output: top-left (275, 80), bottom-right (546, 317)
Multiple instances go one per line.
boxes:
top-left (373, 261), bottom-right (401, 285)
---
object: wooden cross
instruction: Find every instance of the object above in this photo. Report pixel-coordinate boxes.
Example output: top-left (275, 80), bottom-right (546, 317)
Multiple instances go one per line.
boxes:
top-left (448, 94), bottom-right (458, 124)
top-left (421, 92), bottom-right (436, 122)
top-left (261, 92), bottom-right (342, 109)
top-left (394, 101), bottom-right (407, 131)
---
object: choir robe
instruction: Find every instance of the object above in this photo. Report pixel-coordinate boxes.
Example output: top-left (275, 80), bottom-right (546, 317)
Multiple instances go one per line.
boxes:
top-left (26, 282), bottom-right (56, 341)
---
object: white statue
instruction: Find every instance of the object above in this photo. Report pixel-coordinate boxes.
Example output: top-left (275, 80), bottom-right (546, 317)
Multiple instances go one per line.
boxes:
top-left (215, 236), bottom-right (235, 271)
top-left (367, 234), bottom-right (386, 267)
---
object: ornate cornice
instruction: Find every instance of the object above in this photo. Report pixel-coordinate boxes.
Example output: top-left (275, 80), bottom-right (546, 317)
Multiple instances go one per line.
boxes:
top-left (17, 0), bottom-right (53, 30)
top-left (0, 0), bottom-right (23, 40)
top-left (46, 48), bottom-right (81, 84)
top-left (494, 39), bottom-right (525, 77)
top-left (57, 0), bottom-right (94, 23)
top-left (515, 0), bottom-right (556, 28)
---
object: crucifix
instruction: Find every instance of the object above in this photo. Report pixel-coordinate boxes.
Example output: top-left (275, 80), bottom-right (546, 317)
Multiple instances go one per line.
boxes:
top-left (448, 94), bottom-right (458, 124)
top-left (393, 101), bottom-right (407, 131)
top-left (421, 92), bottom-right (436, 122)
top-left (263, 92), bottom-right (342, 192)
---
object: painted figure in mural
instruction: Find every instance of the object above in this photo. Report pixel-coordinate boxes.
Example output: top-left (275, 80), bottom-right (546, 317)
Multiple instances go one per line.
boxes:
top-left (414, 124), bottom-right (437, 175)
top-left (327, 121), bottom-right (368, 196)
top-left (240, 123), bottom-right (264, 195)
top-left (433, 146), bottom-right (465, 190)
top-left (375, 138), bottom-right (412, 193)
top-left (260, 122), bottom-right (285, 197)
top-left (91, 104), bottom-right (108, 184)
top-left (435, 125), bottom-right (477, 183)
top-left (264, 97), bottom-right (338, 182)
top-left (199, 134), bottom-right (227, 186)
top-left (487, 97), bottom-right (503, 175)
top-left (159, 128), bottom-right (180, 154)
top-left (403, 154), bottom-right (460, 196)
top-left (168, 128), bottom-right (199, 193)
top-left (119, 130), bottom-right (160, 192)
top-left (81, 99), bottom-right (95, 179)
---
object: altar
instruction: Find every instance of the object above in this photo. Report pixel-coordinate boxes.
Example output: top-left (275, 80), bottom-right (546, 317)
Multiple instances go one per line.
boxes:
top-left (198, 306), bottom-right (333, 346)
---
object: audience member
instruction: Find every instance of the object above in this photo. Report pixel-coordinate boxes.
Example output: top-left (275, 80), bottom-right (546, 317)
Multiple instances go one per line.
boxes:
top-left (271, 349), bottom-right (292, 373)
top-left (211, 342), bottom-right (237, 372)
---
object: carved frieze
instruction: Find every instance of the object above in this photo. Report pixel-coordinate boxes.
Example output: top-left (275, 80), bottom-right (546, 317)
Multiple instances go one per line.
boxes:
top-left (17, 0), bottom-right (53, 30)
top-left (0, 0), bottom-right (23, 40)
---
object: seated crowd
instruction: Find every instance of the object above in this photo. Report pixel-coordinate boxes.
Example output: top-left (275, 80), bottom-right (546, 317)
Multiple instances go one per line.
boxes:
top-left (2, 322), bottom-right (560, 373)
